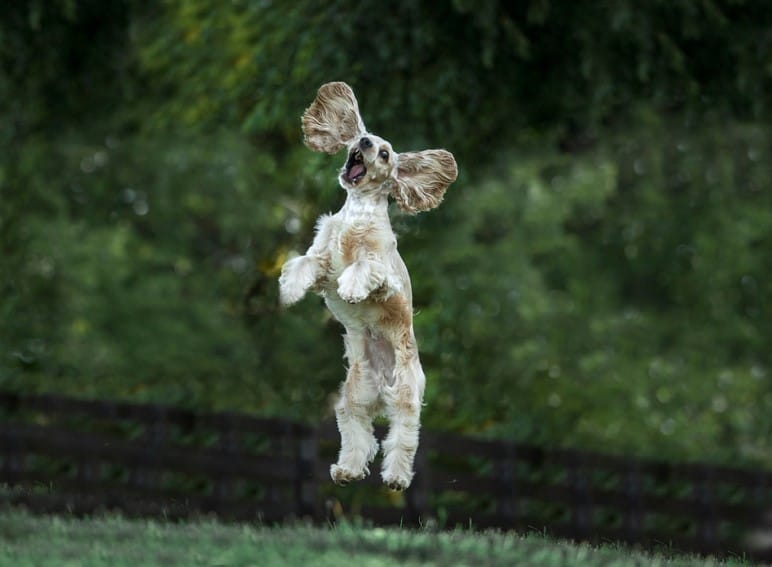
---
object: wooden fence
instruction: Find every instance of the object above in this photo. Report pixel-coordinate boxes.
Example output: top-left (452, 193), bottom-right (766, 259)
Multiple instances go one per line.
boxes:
top-left (0, 390), bottom-right (770, 562)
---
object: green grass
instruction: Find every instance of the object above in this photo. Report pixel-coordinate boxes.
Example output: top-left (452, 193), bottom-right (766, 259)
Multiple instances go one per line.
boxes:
top-left (0, 509), bottom-right (755, 567)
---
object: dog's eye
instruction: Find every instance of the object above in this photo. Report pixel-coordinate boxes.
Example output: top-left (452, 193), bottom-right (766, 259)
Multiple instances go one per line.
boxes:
top-left (378, 149), bottom-right (389, 161)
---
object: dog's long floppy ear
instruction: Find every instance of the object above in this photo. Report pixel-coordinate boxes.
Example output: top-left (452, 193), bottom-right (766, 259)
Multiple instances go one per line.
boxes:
top-left (391, 150), bottom-right (458, 214)
top-left (301, 82), bottom-right (366, 154)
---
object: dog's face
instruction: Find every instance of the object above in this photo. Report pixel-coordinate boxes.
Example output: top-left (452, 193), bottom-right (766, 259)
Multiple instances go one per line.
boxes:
top-left (302, 82), bottom-right (457, 213)
top-left (340, 134), bottom-right (395, 192)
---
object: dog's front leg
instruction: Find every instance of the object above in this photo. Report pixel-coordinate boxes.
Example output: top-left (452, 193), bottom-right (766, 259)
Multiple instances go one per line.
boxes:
top-left (337, 259), bottom-right (386, 303)
top-left (279, 213), bottom-right (335, 306)
top-left (279, 254), bottom-right (326, 305)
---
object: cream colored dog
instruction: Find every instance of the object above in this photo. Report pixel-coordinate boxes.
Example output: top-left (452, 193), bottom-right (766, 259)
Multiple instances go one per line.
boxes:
top-left (279, 82), bottom-right (457, 490)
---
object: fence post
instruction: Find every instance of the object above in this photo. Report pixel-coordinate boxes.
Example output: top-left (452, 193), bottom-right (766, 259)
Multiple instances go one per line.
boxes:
top-left (406, 442), bottom-right (430, 526)
top-left (76, 402), bottom-right (108, 487)
top-left (496, 444), bottom-right (517, 525)
top-left (213, 415), bottom-right (238, 504)
top-left (568, 452), bottom-right (592, 539)
top-left (695, 466), bottom-right (718, 553)
top-left (622, 463), bottom-right (643, 544)
top-left (0, 396), bottom-right (27, 492)
top-left (295, 427), bottom-right (319, 520)
top-left (0, 428), bottom-right (24, 486)
top-left (129, 407), bottom-right (166, 492)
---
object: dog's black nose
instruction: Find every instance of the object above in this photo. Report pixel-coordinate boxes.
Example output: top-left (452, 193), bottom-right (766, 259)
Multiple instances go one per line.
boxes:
top-left (359, 137), bottom-right (373, 150)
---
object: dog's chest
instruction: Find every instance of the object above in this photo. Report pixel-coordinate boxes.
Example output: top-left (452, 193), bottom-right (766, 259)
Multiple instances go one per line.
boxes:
top-left (329, 221), bottom-right (376, 274)
top-left (325, 214), bottom-right (395, 276)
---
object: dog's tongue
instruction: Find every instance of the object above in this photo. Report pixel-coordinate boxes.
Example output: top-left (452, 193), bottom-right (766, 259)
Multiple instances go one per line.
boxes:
top-left (349, 163), bottom-right (365, 179)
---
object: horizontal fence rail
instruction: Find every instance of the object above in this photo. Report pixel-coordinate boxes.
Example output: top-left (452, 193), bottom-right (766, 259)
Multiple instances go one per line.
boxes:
top-left (0, 391), bottom-right (770, 561)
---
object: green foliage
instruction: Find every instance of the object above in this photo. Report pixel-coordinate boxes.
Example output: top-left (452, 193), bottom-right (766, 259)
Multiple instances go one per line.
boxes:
top-left (0, 510), bottom-right (750, 566)
top-left (1, 0), bottom-right (772, 469)
top-left (0, 130), bottom-right (345, 415)
top-left (0, 1), bottom-right (131, 135)
top-left (131, 0), bottom-right (772, 158)
top-left (412, 117), bottom-right (772, 466)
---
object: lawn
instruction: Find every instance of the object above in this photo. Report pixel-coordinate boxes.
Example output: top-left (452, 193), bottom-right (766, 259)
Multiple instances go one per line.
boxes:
top-left (0, 509), bottom-right (755, 567)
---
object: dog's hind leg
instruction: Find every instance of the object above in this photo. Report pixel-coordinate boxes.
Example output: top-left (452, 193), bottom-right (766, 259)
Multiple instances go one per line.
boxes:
top-left (330, 329), bottom-right (380, 485)
top-left (380, 334), bottom-right (425, 491)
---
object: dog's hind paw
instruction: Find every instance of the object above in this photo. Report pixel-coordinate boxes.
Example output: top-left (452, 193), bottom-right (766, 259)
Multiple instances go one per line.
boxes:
top-left (330, 463), bottom-right (367, 486)
top-left (381, 471), bottom-right (413, 492)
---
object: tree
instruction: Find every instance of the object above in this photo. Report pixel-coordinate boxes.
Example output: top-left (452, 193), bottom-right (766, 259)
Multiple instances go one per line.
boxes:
top-left (2, 0), bottom-right (771, 466)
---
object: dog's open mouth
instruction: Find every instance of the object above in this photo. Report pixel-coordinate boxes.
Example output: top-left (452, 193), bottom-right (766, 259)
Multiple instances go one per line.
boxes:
top-left (344, 148), bottom-right (367, 185)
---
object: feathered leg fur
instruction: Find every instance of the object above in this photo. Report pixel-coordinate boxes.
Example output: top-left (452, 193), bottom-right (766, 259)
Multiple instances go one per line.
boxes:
top-left (330, 330), bottom-right (380, 484)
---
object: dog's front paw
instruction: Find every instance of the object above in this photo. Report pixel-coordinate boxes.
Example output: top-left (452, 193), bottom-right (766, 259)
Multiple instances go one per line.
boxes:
top-left (330, 463), bottom-right (367, 486)
top-left (370, 273), bottom-right (403, 301)
top-left (337, 283), bottom-right (370, 304)
top-left (336, 260), bottom-right (387, 303)
top-left (279, 256), bottom-right (319, 306)
top-left (336, 273), bottom-right (370, 304)
top-left (279, 278), bottom-right (307, 306)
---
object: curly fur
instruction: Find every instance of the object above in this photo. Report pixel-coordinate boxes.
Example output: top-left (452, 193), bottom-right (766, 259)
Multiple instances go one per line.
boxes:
top-left (280, 82), bottom-right (457, 490)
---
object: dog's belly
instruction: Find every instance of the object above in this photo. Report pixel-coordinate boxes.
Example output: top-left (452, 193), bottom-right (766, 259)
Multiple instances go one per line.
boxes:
top-left (323, 291), bottom-right (408, 388)
top-left (323, 284), bottom-right (411, 329)
top-left (323, 289), bottom-right (381, 330)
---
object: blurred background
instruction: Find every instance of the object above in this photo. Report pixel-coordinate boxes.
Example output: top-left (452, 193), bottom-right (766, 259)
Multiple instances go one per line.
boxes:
top-left (1, 0), bottom-right (770, 469)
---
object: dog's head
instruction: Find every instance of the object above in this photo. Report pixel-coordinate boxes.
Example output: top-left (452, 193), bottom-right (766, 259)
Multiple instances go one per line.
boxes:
top-left (302, 82), bottom-right (457, 213)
